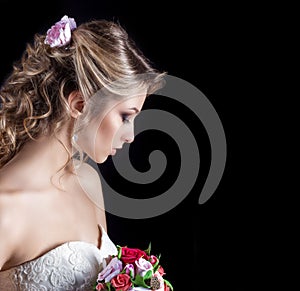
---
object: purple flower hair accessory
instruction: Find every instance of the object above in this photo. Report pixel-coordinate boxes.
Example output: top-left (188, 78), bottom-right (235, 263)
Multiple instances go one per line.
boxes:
top-left (44, 15), bottom-right (77, 48)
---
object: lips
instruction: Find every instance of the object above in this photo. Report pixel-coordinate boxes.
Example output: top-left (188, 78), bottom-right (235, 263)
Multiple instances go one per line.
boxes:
top-left (111, 147), bottom-right (122, 155)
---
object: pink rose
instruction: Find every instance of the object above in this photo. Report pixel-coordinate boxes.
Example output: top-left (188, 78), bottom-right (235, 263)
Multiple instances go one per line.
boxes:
top-left (121, 247), bottom-right (148, 264)
top-left (44, 15), bottom-right (77, 48)
top-left (95, 282), bottom-right (105, 290)
top-left (135, 257), bottom-right (153, 277)
top-left (149, 255), bottom-right (159, 266)
top-left (164, 282), bottom-right (171, 291)
top-left (111, 273), bottom-right (132, 291)
top-left (157, 265), bottom-right (166, 276)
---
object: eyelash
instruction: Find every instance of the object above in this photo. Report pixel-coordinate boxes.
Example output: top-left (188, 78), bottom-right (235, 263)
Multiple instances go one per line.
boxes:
top-left (121, 114), bottom-right (131, 124)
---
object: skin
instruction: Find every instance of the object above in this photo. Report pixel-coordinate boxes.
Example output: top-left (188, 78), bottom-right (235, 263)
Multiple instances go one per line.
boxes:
top-left (0, 91), bottom-right (147, 271)
top-left (74, 92), bottom-right (146, 163)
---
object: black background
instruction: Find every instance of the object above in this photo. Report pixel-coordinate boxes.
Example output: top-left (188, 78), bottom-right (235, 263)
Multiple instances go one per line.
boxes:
top-left (1, 0), bottom-right (284, 290)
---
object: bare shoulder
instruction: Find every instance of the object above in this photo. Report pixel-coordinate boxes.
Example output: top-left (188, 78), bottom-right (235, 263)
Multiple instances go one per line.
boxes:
top-left (0, 192), bottom-right (22, 270)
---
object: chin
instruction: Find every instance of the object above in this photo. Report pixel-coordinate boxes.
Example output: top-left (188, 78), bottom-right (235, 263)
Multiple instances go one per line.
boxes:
top-left (96, 155), bottom-right (109, 164)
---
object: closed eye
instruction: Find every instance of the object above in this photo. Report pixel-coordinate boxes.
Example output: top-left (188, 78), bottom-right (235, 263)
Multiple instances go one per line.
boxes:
top-left (121, 114), bottom-right (131, 124)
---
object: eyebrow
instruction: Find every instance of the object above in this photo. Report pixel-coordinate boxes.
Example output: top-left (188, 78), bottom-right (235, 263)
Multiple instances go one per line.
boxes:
top-left (128, 107), bottom-right (140, 113)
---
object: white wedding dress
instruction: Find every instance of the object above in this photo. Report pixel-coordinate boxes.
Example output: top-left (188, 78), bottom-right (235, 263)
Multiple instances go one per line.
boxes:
top-left (0, 226), bottom-right (117, 290)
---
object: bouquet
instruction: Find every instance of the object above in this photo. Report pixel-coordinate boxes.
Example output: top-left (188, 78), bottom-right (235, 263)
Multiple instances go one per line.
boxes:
top-left (94, 243), bottom-right (173, 291)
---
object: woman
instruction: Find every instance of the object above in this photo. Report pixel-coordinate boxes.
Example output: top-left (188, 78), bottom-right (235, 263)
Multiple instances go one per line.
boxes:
top-left (0, 15), bottom-right (165, 290)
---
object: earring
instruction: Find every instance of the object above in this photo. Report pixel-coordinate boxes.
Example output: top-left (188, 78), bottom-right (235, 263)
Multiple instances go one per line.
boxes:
top-left (72, 134), bottom-right (78, 142)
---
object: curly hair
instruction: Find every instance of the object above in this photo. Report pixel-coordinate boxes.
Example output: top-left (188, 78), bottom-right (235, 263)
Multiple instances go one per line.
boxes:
top-left (0, 19), bottom-right (165, 169)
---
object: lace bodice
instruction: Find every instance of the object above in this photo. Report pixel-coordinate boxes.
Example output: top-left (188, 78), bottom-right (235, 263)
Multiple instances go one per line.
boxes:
top-left (0, 226), bottom-right (117, 291)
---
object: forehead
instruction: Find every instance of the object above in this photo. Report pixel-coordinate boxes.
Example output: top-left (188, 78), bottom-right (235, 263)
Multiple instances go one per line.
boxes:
top-left (112, 94), bottom-right (147, 110)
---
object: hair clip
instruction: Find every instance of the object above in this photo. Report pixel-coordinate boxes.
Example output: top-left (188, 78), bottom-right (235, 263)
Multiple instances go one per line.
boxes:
top-left (44, 15), bottom-right (77, 48)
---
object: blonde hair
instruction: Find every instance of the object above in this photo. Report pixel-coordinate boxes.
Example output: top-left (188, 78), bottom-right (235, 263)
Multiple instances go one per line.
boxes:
top-left (0, 19), bottom-right (165, 170)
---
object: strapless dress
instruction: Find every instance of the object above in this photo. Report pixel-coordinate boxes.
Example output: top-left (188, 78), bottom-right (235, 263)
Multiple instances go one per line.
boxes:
top-left (0, 226), bottom-right (117, 290)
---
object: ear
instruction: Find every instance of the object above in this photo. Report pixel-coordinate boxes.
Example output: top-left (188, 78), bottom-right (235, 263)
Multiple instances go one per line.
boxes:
top-left (68, 91), bottom-right (84, 118)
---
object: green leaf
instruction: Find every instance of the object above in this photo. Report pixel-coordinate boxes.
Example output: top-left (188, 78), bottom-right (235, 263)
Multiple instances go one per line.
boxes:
top-left (144, 242), bottom-right (152, 255)
top-left (106, 282), bottom-right (112, 291)
top-left (153, 264), bottom-right (159, 273)
top-left (117, 245), bottom-right (122, 260)
top-left (131, 273), bottom-right (151, 288)
top-left (153, 259), bottom-right (160, 272)
top-left (143, 269), bottom-right (153, 280)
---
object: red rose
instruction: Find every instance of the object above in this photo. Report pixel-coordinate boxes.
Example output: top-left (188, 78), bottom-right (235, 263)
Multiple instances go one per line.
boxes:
top-left (111, 273), bottom-right (132, 291)
top-left (121, 247), bottom-right (148, 264)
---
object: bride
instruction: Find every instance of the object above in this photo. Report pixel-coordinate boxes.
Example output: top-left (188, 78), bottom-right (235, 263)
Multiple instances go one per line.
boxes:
top-left (0, 15), bottom-right (164, 290)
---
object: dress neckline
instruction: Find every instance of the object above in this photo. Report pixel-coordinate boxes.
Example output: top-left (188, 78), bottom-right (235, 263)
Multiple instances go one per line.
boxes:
top-left (0, 224), bottom-right (104, 273)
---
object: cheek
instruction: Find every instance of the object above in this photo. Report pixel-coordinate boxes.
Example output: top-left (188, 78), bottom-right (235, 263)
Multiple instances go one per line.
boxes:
top-left (97, 117), bottom-right (121, 147)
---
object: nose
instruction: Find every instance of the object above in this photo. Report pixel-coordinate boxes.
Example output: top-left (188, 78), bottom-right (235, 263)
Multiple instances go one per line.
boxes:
top-left (123, 135), bottom-right (134, 144)
top-left (122, 124), bottom-right (135, 144)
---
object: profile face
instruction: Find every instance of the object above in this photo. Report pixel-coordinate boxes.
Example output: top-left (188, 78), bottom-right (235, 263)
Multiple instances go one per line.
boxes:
top-left (77, 93), bottom-right (147, 163)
